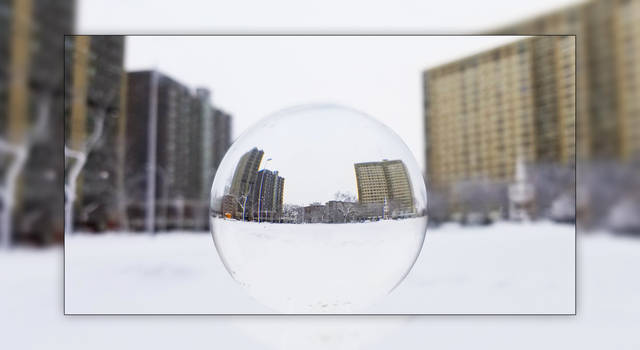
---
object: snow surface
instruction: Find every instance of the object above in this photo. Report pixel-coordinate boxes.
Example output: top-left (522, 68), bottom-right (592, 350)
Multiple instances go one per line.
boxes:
top-left (64, 221), bottom-right (573, 314)
top-left (211, 218), bottom-right (426, 313)
top-left (3, 223), bottom-right (638, 349)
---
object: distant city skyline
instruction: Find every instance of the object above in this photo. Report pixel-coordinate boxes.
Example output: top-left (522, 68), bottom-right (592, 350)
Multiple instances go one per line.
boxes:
top-left (218, 149), bottom-right (418, 223)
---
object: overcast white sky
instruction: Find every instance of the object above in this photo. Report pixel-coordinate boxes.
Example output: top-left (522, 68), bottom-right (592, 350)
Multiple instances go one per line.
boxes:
top-left (78, 0), bottom-right (585, 172)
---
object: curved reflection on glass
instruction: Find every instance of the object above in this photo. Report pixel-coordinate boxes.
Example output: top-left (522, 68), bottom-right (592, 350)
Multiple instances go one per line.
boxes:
top-left (210, 104), bottom-right (427, 313)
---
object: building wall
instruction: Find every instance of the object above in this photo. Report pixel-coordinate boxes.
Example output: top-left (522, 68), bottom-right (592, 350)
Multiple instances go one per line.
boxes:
top-left (612, 0), bottom-right (640, 160)
top-left (230, 147), bottom-right (264, 197)
top-left (249, 169), bottom-right (284, 222)
top-left (354, 162), bottom-right (389, 204)
top-left (125, 70), bottom-right (232, 231)
top-left (273, 175), bottom-right (284, 219)
top-left (1, 0), bottom-right (74, 243)
top-left (197, 89), bottom-right (214, 205)
top-left (213, 108), bottom-right (232, 168)
top-left (354, 159), bottom-right (414, 214)
top-left (303, 204), bottom-right (325, 223)
top-left (495, 0), bottom-right (640, 161)
top-left (383, 160), bottom-right (415, 212)
top-left (424, 37), bottom-right (575, 196)
top-left (66, 36), bottom-right (126, 232)
top-left (223, 148), bottom-right (287, 222)
top-left (124, 71), bottom-right (151, 224)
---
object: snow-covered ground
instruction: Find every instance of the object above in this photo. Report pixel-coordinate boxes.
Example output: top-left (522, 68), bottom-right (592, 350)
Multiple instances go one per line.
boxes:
top-left (2, 223), bottom-right (639, 349)
top-left (210, 218), bottom-right (426, 313)
top-left (64, 221), bottom-right (573, 314)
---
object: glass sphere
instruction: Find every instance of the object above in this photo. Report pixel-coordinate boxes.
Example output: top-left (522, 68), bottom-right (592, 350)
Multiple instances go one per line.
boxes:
top-left (210, 104), bottom-right (427, 313)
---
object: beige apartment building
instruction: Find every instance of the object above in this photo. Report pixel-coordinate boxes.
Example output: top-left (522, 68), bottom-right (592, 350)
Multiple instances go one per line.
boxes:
top-left (496, 0), bottom-right (640, 161)
top-left (424, 36), bottom-right (576, 191)
top-left (354, 159), bottom-right (414, 214)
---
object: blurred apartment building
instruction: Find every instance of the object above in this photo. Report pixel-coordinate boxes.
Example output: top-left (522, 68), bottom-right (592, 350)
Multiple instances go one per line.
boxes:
top-left (65, 35), bottom-right (126, 232)
top-left (354, 159), bottom-right (415, 218)
top-left (492, 0), bottom-right (639, 228)
top-left (495, 0), bottom-right (640, 162)
top-left (125, 70), bottom-right (232, 232)
top-left (213, 108), bottom-right (232, 171)
top-left (1, 0), bottom-right (74, 244)
top-left (424, 36), bottom-right (576, 217)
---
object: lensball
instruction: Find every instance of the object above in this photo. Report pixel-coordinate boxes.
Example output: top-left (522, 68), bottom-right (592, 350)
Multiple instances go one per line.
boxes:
top-left (210, 104), bottom-right (427, 313)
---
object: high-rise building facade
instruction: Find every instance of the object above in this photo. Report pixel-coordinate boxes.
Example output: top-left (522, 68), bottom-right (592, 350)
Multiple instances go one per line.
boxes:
top-left (125, 70), bottom-right (232, 231)
top-left (354, 159), bottom-right (414, 215)
top-left (222, 148), bottom-right (285, 222)
top-left (229, 147), bottom-right (264, 198)
top-left (65, 35), bottom-right (126, 232)
top-left (250, 169), bottom-right (285, 222)
top-left (424, 36), bottom-right (576, 194)
top-left (197, 89), bottom-right (214, 212)
top-left (495, 0), bottom-right (640, 161)
top-left (1, 0), bottom-right (74, 243)
top-left (611, 0), bottom-right (640, 160)
top-left (213, 108), bottom-right (233, 168)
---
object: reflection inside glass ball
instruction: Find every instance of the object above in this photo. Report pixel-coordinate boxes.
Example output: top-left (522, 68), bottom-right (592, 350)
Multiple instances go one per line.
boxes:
top-left (210, 104), bottom-right (427, 313)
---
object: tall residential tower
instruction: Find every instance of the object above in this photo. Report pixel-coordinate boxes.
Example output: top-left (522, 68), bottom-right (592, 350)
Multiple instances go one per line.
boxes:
top-left (423, 36), bottom-right (575, 192)
top-left (354, 159), bottom-right (414, 216)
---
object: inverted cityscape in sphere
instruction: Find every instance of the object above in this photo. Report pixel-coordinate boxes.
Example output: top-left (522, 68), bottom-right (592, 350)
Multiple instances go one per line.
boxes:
top-left (210, 104), bottom-right (428, 313)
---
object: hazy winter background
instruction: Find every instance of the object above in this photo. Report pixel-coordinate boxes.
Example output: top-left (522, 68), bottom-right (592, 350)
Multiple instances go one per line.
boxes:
top-left (2, 0), bottom-right (640, 348)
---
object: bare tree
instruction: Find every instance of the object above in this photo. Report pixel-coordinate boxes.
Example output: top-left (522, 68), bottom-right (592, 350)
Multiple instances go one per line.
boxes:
top-left (0, 94), bottom-right (50, 248)
top-left (334, 191), bottom-right (356, 203)
top-left (233, 184), bottom-right (253, 222)
top-left (331, 191), bottom-right (358, 223)
top-left (282, 204), bottom-right (303, 223)
top-left (64, 115), bottom-right (105, 235)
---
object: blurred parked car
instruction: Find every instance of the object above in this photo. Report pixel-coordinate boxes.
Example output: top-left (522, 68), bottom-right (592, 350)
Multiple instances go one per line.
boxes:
top-left (607, 198), bottom-right (640, 235)
top-left (464, 212), bottom-right (492, 226)
top-left (550, 193), bottom-right (576, 224)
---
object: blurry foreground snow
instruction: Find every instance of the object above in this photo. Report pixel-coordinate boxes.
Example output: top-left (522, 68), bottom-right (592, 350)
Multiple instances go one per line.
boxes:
top-left (63, 221), bottom-right (572, 314)
top-left (1, 222), bottom-right (638, 349)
